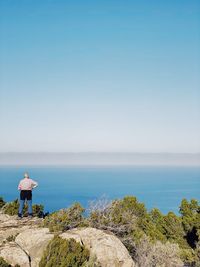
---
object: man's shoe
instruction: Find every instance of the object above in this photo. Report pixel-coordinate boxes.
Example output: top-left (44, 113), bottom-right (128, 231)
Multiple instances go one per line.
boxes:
top-left (18, 213), bottom-right (22, 219)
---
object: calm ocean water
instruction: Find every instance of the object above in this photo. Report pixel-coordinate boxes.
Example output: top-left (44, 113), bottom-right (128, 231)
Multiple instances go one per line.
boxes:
top-left (0, 166), bottom-right (199, 214)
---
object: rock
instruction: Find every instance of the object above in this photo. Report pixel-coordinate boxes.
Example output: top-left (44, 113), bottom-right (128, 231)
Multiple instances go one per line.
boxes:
top-left (0, 214), bottom-right (48, 267)
top-left (61, 227), bottom-right (135, 267)
top-left (15, 228), bottom-right (54, 267)
top-left (0, 214), bottom-right (43, 246)
top-left (0, 213), bottom-right (10, 222)
top-left (0, 243), bottom-right (30, 267)
top-left (0, 226), bottom-right (28, 245)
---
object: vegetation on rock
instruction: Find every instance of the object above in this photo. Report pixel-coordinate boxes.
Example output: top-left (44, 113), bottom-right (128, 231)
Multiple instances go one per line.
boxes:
top-left (0, 197), bottom-right (6, 209)
top-left (43, 202), bottom-right (86, 232)
top-left (135, 235), bottom-right (183, 267)
top-left (0, 257), bottom-right (11, 267)
top-left (0, 197), bottom-right (44, 217)
top-left (39, 236), bottom-right (90, 267)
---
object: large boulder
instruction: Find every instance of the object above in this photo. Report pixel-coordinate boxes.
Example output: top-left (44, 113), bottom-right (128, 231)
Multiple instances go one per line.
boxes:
top-left (61, 227), bottom-right (135, 267)
top-left (15, 228), bottom-right (54, 267)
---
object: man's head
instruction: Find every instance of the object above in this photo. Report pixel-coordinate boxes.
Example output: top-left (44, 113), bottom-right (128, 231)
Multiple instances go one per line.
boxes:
top-left (24, 172), bottom-right (29, 179)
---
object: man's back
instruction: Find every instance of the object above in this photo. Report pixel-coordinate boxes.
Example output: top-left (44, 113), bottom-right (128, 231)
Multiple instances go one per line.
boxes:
top-left (18, 178), bottom-right (38, 191)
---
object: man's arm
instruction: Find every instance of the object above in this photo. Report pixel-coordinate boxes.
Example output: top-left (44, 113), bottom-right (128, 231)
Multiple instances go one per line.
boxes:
top-left (31, 180), bottom-right (38, 189)
top-left (18, 181), bottom-right (22, 190)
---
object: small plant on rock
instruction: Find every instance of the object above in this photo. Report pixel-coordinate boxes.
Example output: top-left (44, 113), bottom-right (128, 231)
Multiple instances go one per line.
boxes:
top-left (0, 257), bottom-right (11, 267)
top-left (43, 202), bottom-right (86, 232)
top-left (2, 199), bottom-right (44, 217)
top-left (39, 236), bottom-right (90, 267)
top-left (0, 196), bottom-right (6, 209)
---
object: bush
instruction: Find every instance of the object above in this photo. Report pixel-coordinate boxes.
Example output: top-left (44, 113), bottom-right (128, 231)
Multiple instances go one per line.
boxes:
top-left (88, 196), bottom-right (143, 235)
top-left (0, 197), bottom-right (6, 209)
top-left (43, 203), bottom-right (86, 232)
top-left (0, 257), bottom-right (11, 267)
top-left (180, 199), bottom-right (200, 248)
top-left (2, 199), bottom-right (44, 217)
top-left (135, 235), bottom-right (183, 267)
top-left (88, 196), bottom-right (165, 244)
top-left (2, 199), bottom-right (19, 215)
top-left (161, 212), bottom-right (188, 248)
top-left (39, 236), bottom-right (90, 267)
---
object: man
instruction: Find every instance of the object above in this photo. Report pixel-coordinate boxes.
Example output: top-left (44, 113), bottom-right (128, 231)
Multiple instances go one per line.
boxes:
top-left (18, 172), bottom-right (38, 218)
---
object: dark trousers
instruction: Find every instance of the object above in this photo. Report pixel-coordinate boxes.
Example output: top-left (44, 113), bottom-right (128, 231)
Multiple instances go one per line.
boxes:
top-left (18, 190), bottom-right (33, 216)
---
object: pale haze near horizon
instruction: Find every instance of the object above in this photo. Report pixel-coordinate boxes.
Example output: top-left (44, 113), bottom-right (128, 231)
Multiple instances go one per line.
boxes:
top-left (0, 152), bottom-right (200, 166)
top-left (0, 1), bottom-right (200, 153)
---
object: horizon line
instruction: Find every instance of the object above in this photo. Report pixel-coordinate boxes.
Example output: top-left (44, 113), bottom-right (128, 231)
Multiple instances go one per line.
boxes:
top-left (1, 151), bottom-right (200, 154)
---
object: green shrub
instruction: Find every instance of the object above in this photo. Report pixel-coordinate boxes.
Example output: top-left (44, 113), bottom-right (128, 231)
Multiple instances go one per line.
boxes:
top-left (2, 199), bottom-right (19, 215)
top-left (89, 196), bottom-right (165, 242)
top-left (136, 214), bottom-right (166, 242)
top-left (0, 257), bottom-right (11, 267)
top-left (0, 196), bottom-right (6, 209)
top-left (88, 196), bottom-right (144, 233)
top-left (180, 198), bottom-right (200, 249)
top-left (39, 236), bottom-right (90, 267)
top-left (43, 202), bottom-right (86, 232)
top-left (32, 204), bottom-right (44, 216)
top-left (6, 233), bottom-right (19, 242)
top-left (162, 212), bottom-right (188, 248)
top-left (180, 248), bottom-right (196, 265)
top-left (2, 199), bottom-right (44, 217)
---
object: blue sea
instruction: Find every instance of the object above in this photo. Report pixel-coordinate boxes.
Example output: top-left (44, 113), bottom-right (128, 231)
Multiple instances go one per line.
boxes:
top-left (0, 166), bottom-right (199, 214)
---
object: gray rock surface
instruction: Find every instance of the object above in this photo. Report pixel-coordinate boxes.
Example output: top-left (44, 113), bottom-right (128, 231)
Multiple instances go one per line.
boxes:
top-left (0, 243), bottom-right (30, 267)
top-left (61, 227), bottom-right (135, 267)
top-left (0, 213), bottom-right (46, 267)
top-left (16, 228), bottom-right (54, 267)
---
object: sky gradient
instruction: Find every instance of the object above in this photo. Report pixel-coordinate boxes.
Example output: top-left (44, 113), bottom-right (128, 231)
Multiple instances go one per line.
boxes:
top-left (0, 0), bottom-right (200, 153)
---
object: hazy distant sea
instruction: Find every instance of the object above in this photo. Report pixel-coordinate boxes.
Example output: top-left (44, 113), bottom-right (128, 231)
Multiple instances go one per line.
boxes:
top-left (0, 166), bottom-right (199, 214)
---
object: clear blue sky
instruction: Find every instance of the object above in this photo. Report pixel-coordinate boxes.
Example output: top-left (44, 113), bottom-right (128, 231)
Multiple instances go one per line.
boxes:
top-left (0, 0), bottom-right (199, 153)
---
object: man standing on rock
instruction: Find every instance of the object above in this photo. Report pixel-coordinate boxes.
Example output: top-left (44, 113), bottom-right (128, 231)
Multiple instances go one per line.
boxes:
top-left (18, 172), bottom-right (38, 218)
